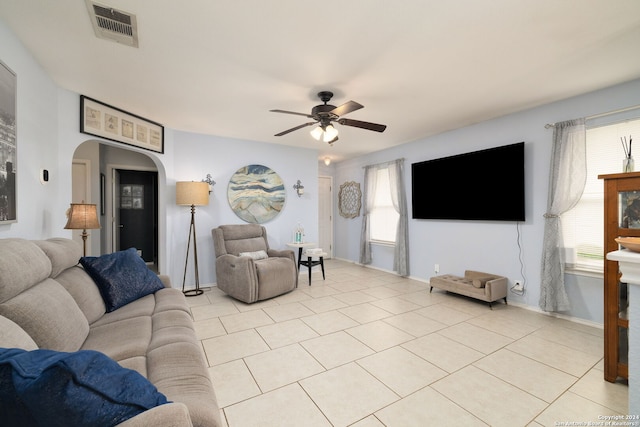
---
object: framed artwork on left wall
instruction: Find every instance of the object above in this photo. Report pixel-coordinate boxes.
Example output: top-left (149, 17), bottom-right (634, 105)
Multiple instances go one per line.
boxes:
top-left (0, 60), bottom-right (17, 224)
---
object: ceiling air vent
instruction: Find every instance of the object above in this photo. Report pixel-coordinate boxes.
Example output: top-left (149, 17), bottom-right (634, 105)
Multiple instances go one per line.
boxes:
top-left (86, 0), bottom-right (139, 47)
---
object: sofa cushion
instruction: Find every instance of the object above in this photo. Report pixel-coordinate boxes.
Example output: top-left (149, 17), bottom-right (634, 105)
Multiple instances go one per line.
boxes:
top-left (82, 315), bottom-right (152, 363)
top-left (0, 279), bottom-right (89, 352)
top-left (147, 341), bottom-right (219, 427)
top-left (33, 238), bottom-right (82, 278)
top-left (90, 293), bottom-right (155, 328)
top-left (152, 288), bottom-right (190, 315)
top-left (80, 248), bottom-right (165, 312)
top-left (218, 223), bottom-right (264, 240)
top-left (149, 310), bottom-right (198, 351)
top-left (225, 237), bottom-right (267, 256)
top-left (0, 348), bottom-right (168, 427)
top-left (0, 315), bottom-right (38, 351)
top-left (0, 239), bottom-right (51, 304)
top-left (55, 266), bottom-right (106, 324)
top-left (254, 257), bottom-right (296, 300)
top-left (215, 224), bottom-right (268, 256)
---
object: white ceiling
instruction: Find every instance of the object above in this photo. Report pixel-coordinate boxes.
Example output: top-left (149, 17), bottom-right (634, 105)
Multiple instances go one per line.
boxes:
top-left (1, 0), bottom-right (640, 162)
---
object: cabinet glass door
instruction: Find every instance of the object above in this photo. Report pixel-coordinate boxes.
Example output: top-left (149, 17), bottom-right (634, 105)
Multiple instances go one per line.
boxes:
top-left (620, 191), bottom-right (640, 228)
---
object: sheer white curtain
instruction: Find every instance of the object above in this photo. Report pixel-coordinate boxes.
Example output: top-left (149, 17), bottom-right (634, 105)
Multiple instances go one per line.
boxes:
top-left (359, 159), bottom-right (409, 276)
top-left (540, 119), bottom-right (586, 312)
top-left (388, 159), bottom-right (409, 276)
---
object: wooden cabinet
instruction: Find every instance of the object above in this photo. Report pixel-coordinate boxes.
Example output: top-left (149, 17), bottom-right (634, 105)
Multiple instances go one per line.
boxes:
top-left (599, 172), bottom-right (640, 382)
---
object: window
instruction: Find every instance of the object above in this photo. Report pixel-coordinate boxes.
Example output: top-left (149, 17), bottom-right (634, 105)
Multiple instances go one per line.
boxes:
top-left (563, 117), bottom-right (640, 271)
top-left (370, 167), bottom-right (399, 243)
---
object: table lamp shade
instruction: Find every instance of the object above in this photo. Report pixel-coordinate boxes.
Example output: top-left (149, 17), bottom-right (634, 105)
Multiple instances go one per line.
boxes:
top-left (176, 181), bottom-right (209, 206)
top-left (64, 203), bottom-right (101, 230)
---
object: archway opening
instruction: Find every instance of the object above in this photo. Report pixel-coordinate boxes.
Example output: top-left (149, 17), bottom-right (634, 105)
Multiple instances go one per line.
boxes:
top-left (72, 140), bottom-right (165, 272)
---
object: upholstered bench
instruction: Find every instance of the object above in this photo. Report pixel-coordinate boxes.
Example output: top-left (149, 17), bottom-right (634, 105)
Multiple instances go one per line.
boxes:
top-left (429, 270), bottom-right (508, 309)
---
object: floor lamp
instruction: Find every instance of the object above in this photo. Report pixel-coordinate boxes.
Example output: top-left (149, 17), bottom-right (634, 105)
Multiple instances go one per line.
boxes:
top-left (64, 202), bottom-right (101, 257)
top-left (176, 181), bottom-right (209, 296)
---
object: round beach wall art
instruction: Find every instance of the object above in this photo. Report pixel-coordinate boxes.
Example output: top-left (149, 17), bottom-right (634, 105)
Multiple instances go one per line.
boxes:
top-left (227, 164), bottom-right (285, 223)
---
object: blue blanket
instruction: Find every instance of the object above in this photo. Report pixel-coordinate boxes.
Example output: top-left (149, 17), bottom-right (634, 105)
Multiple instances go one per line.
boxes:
top-left (0, 348), bottom-right (169, 427)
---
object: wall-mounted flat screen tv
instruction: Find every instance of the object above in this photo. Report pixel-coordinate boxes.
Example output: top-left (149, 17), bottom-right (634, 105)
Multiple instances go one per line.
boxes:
top-left (411, 142), bottom-right (525, 221)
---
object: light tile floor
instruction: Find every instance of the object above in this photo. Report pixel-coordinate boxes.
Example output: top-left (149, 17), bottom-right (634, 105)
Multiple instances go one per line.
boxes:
top-left (187, 260), bottom-right (629, 427)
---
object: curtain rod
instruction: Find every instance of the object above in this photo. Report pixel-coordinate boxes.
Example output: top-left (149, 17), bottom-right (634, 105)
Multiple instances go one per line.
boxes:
top-left (544, 104), bottom-right (640, 128)
top-left (362, 158), bottom-right (405, 169)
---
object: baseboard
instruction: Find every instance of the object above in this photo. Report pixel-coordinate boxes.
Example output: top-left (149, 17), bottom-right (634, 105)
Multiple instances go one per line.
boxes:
top-left (505, 300), bottom-right (604, 329)
top-left (331, 257), bottom-right (603, 329)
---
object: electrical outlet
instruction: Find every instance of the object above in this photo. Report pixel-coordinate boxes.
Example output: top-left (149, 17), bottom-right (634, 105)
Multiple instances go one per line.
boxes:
top-left (513, 280), bottom-right (524, 292)
top-left (434, 264), bottom-right (439, 274)
top-left (136, 249), bottom-right (143, 257)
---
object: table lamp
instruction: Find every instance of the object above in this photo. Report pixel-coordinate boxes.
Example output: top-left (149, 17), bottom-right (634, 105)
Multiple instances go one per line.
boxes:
top-left (176, 181), bottom-right (209, 296)
top-left (64, 202), bottom-right (101, 256)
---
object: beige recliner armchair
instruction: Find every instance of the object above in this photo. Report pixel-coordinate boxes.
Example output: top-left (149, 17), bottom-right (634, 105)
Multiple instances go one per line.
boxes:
top-left (212, 224), bottom-right (297, 303)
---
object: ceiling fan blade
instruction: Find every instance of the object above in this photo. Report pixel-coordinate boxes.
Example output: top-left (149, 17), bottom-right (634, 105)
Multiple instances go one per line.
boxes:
top-left (338, 118), bottom-right (387, 133)
top-left (330, 101), bottom-right (363, 117)
top-left (270, 109), bottom-right (313, 118)
top-left (274, 122), bottom-right (316, 136)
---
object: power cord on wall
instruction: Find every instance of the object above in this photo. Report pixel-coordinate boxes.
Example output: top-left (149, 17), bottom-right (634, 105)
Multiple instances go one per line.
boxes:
top-left (510, 222), bottom-right (527, 296)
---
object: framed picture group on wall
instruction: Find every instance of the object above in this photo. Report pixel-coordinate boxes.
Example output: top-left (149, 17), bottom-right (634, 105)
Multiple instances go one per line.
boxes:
top-left (80, 95), bottom-right (164, 154)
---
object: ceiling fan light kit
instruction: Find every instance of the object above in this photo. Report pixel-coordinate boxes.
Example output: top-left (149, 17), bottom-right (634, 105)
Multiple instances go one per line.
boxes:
top-left (310, 126), bottom-right (324, 140)
top-left (311, 124), bottom-right (339, 143)
top-left (323, 125), bottom-right (338, 142)
top-left (271, 91), bottom-right (387, 145)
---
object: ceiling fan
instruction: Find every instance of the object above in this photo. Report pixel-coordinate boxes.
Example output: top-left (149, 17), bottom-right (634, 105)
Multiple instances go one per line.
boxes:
top-left (270, 91), bottom-right (387, 145)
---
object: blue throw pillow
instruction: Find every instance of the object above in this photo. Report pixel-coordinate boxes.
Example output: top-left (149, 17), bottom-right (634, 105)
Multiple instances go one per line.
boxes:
top-left (0, 348), bottom-right (169, 427)
top-left (80, 248), bottom-right (165, 312)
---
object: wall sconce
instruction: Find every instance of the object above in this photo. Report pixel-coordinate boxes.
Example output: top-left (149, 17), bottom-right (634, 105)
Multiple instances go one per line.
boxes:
top-left (324, 157), bottom-right (331, 166)
top-left (202, 174), bottom-right (216, 194)
top-left (293, 180), bottom-right (304, 197)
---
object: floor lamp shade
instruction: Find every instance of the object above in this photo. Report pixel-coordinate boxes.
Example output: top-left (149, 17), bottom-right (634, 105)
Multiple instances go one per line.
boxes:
top-left (64, 203), bottom-right (101, 256)
top-left (176, 181), bottom-right (209, 206)
top-left (176, 181), bottom-right (209, 297)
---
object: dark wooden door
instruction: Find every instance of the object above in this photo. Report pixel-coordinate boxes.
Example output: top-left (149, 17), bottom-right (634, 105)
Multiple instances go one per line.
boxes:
top-left (116, 169), bottom-right (158, 266)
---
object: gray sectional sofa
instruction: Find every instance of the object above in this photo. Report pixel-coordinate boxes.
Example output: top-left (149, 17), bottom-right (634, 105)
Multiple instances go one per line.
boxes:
top-left (0, 238), bottom-right (221, 427)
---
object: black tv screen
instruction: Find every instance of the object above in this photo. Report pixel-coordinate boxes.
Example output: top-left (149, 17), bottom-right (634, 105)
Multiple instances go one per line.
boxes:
top-left (411, 142), bottom-right (525, 221)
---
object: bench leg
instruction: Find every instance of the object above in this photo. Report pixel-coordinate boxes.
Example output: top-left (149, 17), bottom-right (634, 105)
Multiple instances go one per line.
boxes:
top-left (429, 286), bottom-right (433, 293)
top-left (307, 257), bottom-right (312, 286)
top-left (320, 257), bottom-right (325, 280)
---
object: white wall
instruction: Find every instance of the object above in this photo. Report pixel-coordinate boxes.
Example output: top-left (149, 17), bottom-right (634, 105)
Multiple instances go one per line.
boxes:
top-left (334, 78), bottom-right (640, 323)
top-left (0, 20), bottom-right (61, 238)
top-left (168, 130), bottom-right (319, 289)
